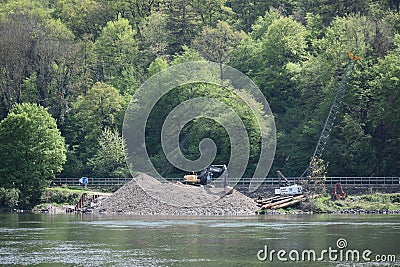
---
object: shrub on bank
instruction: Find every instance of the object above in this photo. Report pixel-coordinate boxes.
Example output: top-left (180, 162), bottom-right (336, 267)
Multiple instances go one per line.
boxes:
top-left (41, 188), bottom-right (80, 205)
top-left (307, 193), bottom-right (400, 212)
top-left (0, 187), bottom-right (19, 209)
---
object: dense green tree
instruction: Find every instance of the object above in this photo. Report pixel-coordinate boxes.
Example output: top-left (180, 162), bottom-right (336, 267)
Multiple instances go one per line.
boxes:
top-left (106, 0), bottom-right (162, 32)
top-left (88, 128), bottom-right (130, 177)
top-left (296, 0), bottom-right (371, 26)
top-left (164, 0), bottom-right (200, 53)
top-left (1, 0), bottom-right (400, 180)
top-left (53, 0), bottom-right (114, 38)
top-left (147, 57), bottom-right (169, 77)
top-left (0, 103), bottom-right (66, 207)
top-left (191, 0), bottom-right (230, 26)
top-left (0, 1), bottom-right (92, 125)
top-left (366, 35), bottom-right (400, 175)
top-left (192, 20), bottom-right (245, 75)
top-left (95, 17), bottom-right (139, 93)
top-left (0, 187), bottom-right (19, 210)
top-left (232, 12), bottom-right (308, 175)
top-left (63, 82), bottom-right (124, 177)
top-left (277, 14), bottom-right (384, 176)
top-left (139, 11), bottom-right (170, 57)
top-left (326, 115), bottom-right (376, 176)
top-left (226, 0), bottom-right (296, 31)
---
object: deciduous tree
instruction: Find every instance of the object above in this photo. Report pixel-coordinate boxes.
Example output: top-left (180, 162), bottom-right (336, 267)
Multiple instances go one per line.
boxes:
top-left (0, 103), bottom-right (66, 208)
top-left (88, 128), bottom-right (129, 178)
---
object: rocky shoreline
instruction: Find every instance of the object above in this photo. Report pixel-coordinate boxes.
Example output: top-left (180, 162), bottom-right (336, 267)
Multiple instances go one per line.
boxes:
top-left (31, 174), bottom-right (400, 216)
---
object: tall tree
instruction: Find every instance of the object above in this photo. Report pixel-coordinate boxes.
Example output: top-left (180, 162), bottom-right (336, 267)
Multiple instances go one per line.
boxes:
top-left (226, 0), bottom-right (295, 31)
top-left (63, 82), bottom-right (124, 177)
top-left (54, 0), bottom-right (114, 38)
top-left (191, 0), bottom-right (230, 26)
top-left (139, 11), bottom-right (170, 57)
top-left (0, 1), bottom-right (90, 125)
top-left (164, 0), bottom-right (200, 53)
top-left (88, 128), bottom-right (129, 178)
top-left (0, 103), bottom-right (66, 208)
top-left (367, 35), bottom-right (400, 175)
top-left (95, 17), bottom-right (139, 93)
top-left (193, 20), bottom-right (245, 77)
top-left (105, 0), bottom-right (162, 32)
top-left (296, 0), bottom-right (371, 26)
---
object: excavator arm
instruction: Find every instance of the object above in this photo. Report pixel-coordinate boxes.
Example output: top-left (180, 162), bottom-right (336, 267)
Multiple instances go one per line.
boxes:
top-left (184, 164), bottom-right (227, 185)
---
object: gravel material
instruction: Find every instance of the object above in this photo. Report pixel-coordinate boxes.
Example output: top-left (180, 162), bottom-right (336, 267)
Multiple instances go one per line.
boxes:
top-left (94, 173), bottom-right (258, 215)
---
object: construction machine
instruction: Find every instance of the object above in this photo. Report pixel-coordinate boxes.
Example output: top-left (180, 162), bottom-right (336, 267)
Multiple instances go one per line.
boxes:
top-left (277, 52), bottom-right (362, 193)
top-left (183, 164), bottom-right (228, 186)
top-left (275, 171), bottom-right (303, 196)
top-left (332, 183), bottom-right (347, 200)
top-left (302, 52), bottom-right (362, 180)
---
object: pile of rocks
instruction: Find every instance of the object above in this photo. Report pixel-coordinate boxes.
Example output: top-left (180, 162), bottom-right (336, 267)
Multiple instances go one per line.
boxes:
top-left (94, 174), bottom-right (258, 215)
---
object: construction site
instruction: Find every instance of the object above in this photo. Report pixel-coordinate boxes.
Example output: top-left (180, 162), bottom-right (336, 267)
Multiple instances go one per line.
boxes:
top-left (45, 52), bottom-right (399, 216)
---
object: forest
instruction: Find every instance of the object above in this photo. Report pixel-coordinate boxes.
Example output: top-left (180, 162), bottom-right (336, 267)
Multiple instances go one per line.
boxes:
top-left (0, 0), bottom-right (400, 206)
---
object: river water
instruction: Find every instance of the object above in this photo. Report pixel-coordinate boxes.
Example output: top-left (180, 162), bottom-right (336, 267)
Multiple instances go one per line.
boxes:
top-left (0, 213), bottom-right (399, 266)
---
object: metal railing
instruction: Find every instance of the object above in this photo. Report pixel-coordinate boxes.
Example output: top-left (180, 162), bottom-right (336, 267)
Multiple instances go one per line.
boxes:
top-left (51, 177), bottom-right (132, 186)
top-left (51, 177), bottom-right (400, 186)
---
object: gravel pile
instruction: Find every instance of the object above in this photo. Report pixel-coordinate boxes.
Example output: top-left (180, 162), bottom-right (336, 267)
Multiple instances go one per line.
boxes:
top-left (94, 173), bottom-right (258, 215)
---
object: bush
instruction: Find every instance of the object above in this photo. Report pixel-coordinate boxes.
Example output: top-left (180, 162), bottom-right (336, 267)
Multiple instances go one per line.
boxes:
top-left (0, 187), bottom-right (19, 209)
top-left (41, 189), bottom-right (80, 205)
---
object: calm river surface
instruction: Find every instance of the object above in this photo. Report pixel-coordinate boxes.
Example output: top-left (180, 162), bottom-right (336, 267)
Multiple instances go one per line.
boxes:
top-left (0, 213), bottom-right (399, 266)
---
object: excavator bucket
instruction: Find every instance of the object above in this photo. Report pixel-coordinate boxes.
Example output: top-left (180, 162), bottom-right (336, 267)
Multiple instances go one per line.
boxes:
top-left (349, 52), bottom-right (362, 61)
top-left (332, 183), bottom-right (347, 200)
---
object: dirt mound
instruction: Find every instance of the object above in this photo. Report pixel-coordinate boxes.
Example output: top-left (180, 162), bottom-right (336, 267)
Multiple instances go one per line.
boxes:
top-left (94, 173), bottom-right (258, 215)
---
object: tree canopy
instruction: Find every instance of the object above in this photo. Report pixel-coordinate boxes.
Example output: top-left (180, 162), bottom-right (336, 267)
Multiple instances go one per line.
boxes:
top-left (0, 103), bottom-right (66, 207)
top-left (0, 0), bottom-right (400, 202)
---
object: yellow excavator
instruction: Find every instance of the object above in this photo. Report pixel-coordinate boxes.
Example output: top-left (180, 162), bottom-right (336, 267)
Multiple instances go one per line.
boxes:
top-left (183, 164), bottom-right (227, 186)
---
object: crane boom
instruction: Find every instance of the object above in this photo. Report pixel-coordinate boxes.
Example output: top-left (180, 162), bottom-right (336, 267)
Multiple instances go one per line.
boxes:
top-left (303, 53), bottom-right (361, 178)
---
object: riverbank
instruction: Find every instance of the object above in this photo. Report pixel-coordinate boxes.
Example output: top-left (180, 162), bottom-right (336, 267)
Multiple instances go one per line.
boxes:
top-left (32, 183), bottom-right (400, 216)
top-left (257, 192), bottom-right (400, 215)
top-left (307, 192), bottom-right (400, 213)
top-left (32, 186), bottom-right (111, 213)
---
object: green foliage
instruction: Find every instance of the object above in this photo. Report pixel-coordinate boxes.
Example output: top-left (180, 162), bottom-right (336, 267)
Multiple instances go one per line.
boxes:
top-left (0, 103), bottom-right (66, 208)
top-left (147, 57), bottom-right (169, 77)
top-left (366, 37), bottom-right (400, 175)
top-left (0, 0), bottom-right (400, 181)
top-left (326, 115), bottom-right (376, 176)
top-left (309, 193), bottom-right (400, 213)
top-left (193, 20), bottom-right (245, 64)
top-left (88, 128), bottom-right (130, 178)
top-left (40, 188), bottom-right (80, 205)
top-left (307, 157), bottom-right (327, 194)
top-left (226, 1), bottom-right (294, 32)
top-left (139, 11), bottom-right (170, 57)
top-left (145, 82), bottom-right (266, 177)
top-left (163, 0), bottom-right (204, 53)
top-left (95, 17), bottom-right (139, 93)
top-left (260, 16), bottom-right (307, 66)
top-left (64, 82), bottom-right (124, 177)
top-left (0, 187), bottom-right (19, 209)
top-left (53, 0), bottom-right (113, 37)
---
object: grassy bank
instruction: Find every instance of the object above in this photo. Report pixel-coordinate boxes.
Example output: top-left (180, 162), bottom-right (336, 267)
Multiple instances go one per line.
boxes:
top-left (34, 186), bottom-right (113, 210)
top-left (304, 192), bottom-right (400, 213)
